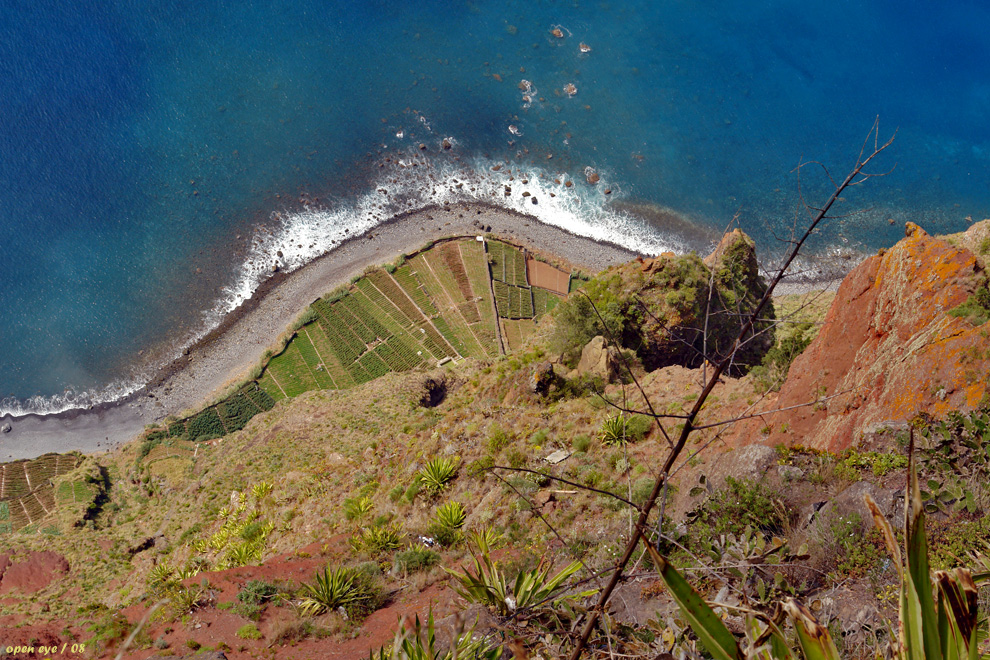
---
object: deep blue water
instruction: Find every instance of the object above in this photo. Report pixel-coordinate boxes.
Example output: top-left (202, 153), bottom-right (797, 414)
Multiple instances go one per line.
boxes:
top-left (1, 0), bottom-right (988, 414)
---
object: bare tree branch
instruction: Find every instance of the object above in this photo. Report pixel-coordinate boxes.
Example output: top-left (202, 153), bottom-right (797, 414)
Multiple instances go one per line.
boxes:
top-left (566, 118), bottom-right (895, 660)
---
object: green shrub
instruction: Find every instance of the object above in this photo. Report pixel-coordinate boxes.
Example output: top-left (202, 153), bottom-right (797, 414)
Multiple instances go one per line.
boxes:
top-left (299, 566), bottom-right (361, 616)
top-left (354, 522), bottom-right (403, 555)
top-left (343, 495), bottom-right (374, 521)
top-left (750, 325), bottom-right (814, 392)
top-left (572, 434), bottom-right (592, 452)
top-left (237, 580), bottom-right (280, 605)
top-left (600, 415), bottom-right (651, 445)
top-left (928, 513), bottom-right (990, 570)
top-left (689, 477), bottom-right (786, 541)
top-left (840, 449), bottom-right (908, 477)
top-left (393, 547), bottom-right (441, 574)
top-left (949, 278), bottom-right (990, 325)
top-left (433, 501), bottom-right (466, 529)
top-left (487, 425), bottom-right (511, 454)
top-left (236, 623), bottom-right (263, 640)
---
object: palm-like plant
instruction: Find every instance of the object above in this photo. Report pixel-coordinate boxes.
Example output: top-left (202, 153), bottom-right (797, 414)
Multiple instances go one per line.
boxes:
top-left (357, 522), bottom-right (404, 555)
top-left (419, 458), bottom-right (458, 495)
top-left (599, 415), bottom-right (628, 446)
top-left (344, 495), bottom-right (375, 521)
top-left (445, 535), bottom-right (594, 617)
top-left (299, 565), bottom-right (364, 616)
top-left (434, 501), bottom-right (466, 530)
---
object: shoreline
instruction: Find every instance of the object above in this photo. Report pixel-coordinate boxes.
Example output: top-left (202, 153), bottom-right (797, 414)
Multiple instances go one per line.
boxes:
top-left (0, 202), bottom-right (842, 461)
top-left (0, 203), bottom-right (642, 460)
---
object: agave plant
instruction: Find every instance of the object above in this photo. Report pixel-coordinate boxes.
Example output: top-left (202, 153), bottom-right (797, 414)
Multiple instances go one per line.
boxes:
top-left (148, 561), bottom-right (176, 587)
top-left (369, 610), bottom-right (502, 660)
top-left (445, 534), bottom-right (595, 618)
top-left (299, 565), bottom-right (364, 616)
top-left (224, 541), bottom-right (262, 568)
top-left (344, 495), bottom-right (375, 521)
top-left (251, 481), bottom-right (274, 503)
top-left (434, 501), bottom-right (466, 530)
top-left (467, 527), bottom-right (504, 550)
top-left (599, 415), bottom-right (628, 446)
top-left (419, 458), bottom-right (458, 496)
top-left (649, 441), bottom-right (987, 660)
top-left (356, 522), bottom-right (404, 555)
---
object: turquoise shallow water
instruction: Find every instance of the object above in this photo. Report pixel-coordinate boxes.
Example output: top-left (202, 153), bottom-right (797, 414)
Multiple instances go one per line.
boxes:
top-left (1, 0), bottom-right (987, 414)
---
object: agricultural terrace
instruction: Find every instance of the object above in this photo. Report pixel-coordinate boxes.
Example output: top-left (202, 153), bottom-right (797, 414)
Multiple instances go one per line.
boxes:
top-left (0, 452), bottom-right (84, 533)
top-left (170, 237), bottom-right (571, 441)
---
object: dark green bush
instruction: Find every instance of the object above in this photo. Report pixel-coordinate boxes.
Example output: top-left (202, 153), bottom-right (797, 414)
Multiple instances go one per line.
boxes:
top-left (750, 325), bottom-right (813, 392)
top-left (689, 477), bottom-right (786, 540)
top-left (237, 579), bottom-right (281, 605)
top-left (393, 547), bottom-right (441, 574)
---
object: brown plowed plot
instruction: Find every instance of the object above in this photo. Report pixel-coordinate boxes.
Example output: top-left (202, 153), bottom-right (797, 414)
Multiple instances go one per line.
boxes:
top-left (438, 242), bottom-right (475, 301)
top-left (526, 258), bottom-right (570, 295)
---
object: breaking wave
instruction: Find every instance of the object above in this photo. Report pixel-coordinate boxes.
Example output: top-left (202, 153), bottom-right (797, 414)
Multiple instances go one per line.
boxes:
top-left (0, 148), bottom-right (695, 418)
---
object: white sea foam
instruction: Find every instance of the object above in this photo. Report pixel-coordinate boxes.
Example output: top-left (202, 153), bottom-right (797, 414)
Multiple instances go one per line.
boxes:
top-left (0, 150), bottom-right (687, 418)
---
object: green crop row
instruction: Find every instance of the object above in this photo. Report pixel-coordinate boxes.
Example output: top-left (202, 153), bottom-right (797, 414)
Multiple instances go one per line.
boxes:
top-left (394, 266), bottom-right (439, 316)
top-left (533, 288), bottom-right (561, 317)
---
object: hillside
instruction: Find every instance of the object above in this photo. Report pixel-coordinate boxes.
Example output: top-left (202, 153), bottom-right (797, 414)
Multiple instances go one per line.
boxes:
top-left (1, 222), bottom-right (989, 659)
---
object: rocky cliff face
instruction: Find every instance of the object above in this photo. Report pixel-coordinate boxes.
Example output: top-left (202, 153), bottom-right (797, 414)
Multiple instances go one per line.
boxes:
top-left (732, 221), bottom-right (990, 452)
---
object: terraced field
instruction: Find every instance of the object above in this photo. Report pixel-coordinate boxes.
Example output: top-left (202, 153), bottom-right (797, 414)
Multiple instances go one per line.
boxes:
top-left (0, 452), bottom-right (83, 533)
top-left (175, 238), bottom-right (568, 431)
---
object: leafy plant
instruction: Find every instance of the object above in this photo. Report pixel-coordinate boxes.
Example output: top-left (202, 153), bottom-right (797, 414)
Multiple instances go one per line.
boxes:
top-left (427, 501), bottom-right (467, 547)
top-left (344, 495), bottom-right (375, 521)
top-left (298, 565), bottom-right (365, 616)
top-left (599, 415), bottom-right (629, 446)
top-left (354, 522), bottom-right (404, 555)
top-left (368, 610), bottom-right (501, 660)
top-left (599, 414), bottom-right (652, 446)
top-left (433, 501), bottom-right (466, 530)
top-left (419, 458), bottom-right (458, 495)
top-left (649, 445), bottom-right (988, 660)
top-left (251, 481), bottom-right (273, 503)
top-left (688, 476), bottom-right (786, 541)
top-left (236, 623), bottom-right (263, 640)
top-left (445, 535), bottom-right (595, 618)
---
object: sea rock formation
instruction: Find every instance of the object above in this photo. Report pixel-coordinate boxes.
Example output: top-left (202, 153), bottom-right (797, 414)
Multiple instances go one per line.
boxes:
top-left (732, 221), bottom-right (990, 452)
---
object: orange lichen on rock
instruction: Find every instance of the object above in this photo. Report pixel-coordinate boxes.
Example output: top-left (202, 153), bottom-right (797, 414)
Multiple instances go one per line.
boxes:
top-left (727, 220), bottom-right (989, 452)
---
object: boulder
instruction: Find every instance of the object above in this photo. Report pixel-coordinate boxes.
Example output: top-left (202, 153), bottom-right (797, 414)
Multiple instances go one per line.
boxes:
top-left (574, 336), bottom-right (620, 381)
top-left (531, 361), bottom-right (557, 394)
top-left (707, 444), bottom-right (777, 485)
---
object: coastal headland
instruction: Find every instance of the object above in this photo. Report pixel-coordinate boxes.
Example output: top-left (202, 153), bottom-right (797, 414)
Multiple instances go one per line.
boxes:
top-left (0, 203), bottom-right (645, 461)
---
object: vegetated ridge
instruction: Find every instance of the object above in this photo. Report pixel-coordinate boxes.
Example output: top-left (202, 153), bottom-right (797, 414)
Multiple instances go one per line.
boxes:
top-left (0, 221), bottom-right (989, 659)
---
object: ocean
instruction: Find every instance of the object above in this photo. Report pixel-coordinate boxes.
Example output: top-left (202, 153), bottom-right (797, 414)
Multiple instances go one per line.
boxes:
top-left (1, 0), bottom-right (987, 416)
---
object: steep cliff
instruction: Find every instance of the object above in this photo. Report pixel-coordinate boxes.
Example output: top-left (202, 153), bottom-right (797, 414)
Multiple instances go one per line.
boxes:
top-left (731, 221), bottom-right (990, 451)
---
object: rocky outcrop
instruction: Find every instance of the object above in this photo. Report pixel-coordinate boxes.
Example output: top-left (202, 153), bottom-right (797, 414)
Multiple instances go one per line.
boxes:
top-left (554, 229), bottom-right (774, 374)
top-left (731, 222), bottom-right (990, 452)
top-left (571, 336), bottom-right (621, 381)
